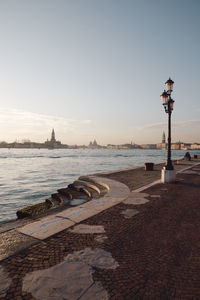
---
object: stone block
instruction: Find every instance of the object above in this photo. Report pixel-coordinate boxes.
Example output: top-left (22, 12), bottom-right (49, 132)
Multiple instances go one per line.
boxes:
top-left (80, 197), bottom-right (120, 212)
top-left (56, 207), bottom-right (98, 223)
top-left (17, 216), bottom-right (74, 240)
top-left (161, 169), bottom-right (176, 183)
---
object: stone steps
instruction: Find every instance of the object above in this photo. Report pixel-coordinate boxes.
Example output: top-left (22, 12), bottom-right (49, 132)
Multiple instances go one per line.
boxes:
top-left (16, 176), bottom-right (111, 219)
top-left (79, 176), bottom-right (110, 191)
top-left (50, 177), bottom-right (109, 209)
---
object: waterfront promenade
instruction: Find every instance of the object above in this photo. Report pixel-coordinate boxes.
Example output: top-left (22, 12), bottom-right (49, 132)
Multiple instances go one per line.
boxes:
top-left (0, 159), bottom-right (200, 299)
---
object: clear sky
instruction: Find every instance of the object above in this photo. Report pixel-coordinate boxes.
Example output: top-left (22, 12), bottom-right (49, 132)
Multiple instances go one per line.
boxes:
top-left (0, 0), bottom-right (200, 145)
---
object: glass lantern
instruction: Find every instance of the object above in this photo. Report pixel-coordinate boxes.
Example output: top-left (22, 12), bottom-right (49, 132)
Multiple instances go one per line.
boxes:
top-left (165, 78), bottom-right (174, 93)
top-left (160, 90), bottom-right (169, 105)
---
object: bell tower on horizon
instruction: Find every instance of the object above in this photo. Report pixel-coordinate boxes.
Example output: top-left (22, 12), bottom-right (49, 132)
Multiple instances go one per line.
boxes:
top-left (162, 131), bottom-right (166, 144)
top-left (51, 128), bottom-right (56, 142)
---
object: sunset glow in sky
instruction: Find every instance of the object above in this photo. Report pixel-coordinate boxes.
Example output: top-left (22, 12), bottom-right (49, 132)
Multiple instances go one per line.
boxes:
top-left (0, 0), bottom-right (200, 145)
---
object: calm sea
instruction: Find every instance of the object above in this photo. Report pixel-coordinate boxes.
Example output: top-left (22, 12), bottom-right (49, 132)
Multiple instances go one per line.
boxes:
top-left (0, 148), bottom-right (199, 225)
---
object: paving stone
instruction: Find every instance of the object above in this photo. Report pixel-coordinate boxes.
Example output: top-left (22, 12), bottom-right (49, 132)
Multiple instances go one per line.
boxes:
top-left (94, 235), bottom-right (108, 243)
top-left (80, 197), bottom-right (121, 212)
top-left (121, 209), bottom-right (139, 218)
top-left (0, 266), bottom-right (12, 294)
top-left (56, 207), bottom-right (98, 223)
top-left (22, 248), bottom-right (118, 300)
top-left (123, 192), bottom-right (149, 205)
top-left (69, 224), bottom-right (105, 234)
top-left (65, 248), bottom-right (119, 270)
top-left (128, 192), bottom-right (149, 198)
top-left (23, 261), bottom-right (94, 300)
top-left (123, 197), bottom-right (149, 205)
top-left (17, 216), bottom-right (74, 240)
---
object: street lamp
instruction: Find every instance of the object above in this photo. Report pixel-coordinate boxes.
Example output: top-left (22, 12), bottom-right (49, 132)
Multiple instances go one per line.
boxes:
top-left (160, 78), bottom-right (176, 183)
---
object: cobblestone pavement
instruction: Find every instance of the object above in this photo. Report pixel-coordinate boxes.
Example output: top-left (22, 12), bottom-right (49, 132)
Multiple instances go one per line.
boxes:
top-left (97, 160), bottom-right (195, 191)
top-left (1, 163), bottom-right (200, 299)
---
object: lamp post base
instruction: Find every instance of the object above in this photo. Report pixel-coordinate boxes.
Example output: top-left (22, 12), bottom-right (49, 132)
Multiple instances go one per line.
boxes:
top-left (161, 167), bottom-right (176, 183)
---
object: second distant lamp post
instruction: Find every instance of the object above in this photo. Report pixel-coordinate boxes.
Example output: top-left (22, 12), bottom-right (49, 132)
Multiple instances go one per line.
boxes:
top-left (160, 78), bottom-right (176, 183)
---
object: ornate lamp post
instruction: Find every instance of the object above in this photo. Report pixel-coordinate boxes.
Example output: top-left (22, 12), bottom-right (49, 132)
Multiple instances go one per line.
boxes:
top-left (160, 78), bottom-right (176, 183)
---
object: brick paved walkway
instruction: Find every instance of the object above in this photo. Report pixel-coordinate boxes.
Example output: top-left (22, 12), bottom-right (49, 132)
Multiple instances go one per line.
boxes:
top-left (1, 163), bottom-right (200, 299)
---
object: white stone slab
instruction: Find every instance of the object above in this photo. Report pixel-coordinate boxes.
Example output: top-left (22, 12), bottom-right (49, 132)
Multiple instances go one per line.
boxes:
top-left (123, 191), bottom-right (149, 205)
top-left (65, 247), bottom-right (119, 270)
top-left (177, 162), bottom-right (200, 173)
top-left (23, 261), bottom-right (94, 300)
top-left (80, 197), bottom-right (121, 212)
top-left (121, 209), bottom-right (139, 218)
top-left (69, 224), bottom-right (105, 234)
top-left (95, 235), bottom-right (108, 243)
top-left (22, 248), bottom-right (117, 300)
top-left (129, 192), bottom-right (149, 198)
top-left (191, 168), bottom-right (200, 171)
top-left (123, 197), bottom-right (149, 205)
top-left (76, 176), bottom-right (130, 213)
top-left (17, 216), bottom-right (74, 240)
top-left (56, 206), bottom-right (98, 223)
top-left (133, 179), bottom-right (161, 192)
top-left (92, 176), bottom-right (130, 199)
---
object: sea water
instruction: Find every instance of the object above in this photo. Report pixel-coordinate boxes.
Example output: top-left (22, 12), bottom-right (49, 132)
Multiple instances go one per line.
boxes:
top-left (0, 148), bottom-right (199, 224)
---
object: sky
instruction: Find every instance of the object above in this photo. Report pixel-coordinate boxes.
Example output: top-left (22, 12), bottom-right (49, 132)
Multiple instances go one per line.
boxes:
top-left (0, 0), bottom-right (200, 145)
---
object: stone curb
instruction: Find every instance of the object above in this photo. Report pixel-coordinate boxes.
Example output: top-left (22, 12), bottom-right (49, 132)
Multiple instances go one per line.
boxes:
top-left (17, 177), bottom-right (130, 240)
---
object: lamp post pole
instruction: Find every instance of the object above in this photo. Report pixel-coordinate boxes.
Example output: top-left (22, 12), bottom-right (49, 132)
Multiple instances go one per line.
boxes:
top-left (160, 78), bottom-right (176, 183)
top-left (166, 98), bottom-right (173, 170)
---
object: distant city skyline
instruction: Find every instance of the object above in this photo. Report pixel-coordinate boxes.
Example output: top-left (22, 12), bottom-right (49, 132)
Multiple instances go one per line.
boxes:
top-left (0, 108), bottom-right (200, 145)
top-left (0, 0), bottom-right (200, 144)
top-left (0, 126), bottom-right (199, 147)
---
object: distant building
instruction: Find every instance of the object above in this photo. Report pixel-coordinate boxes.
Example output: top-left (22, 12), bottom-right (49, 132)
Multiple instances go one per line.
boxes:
top-left (162, 131), bottom-right (166, 144)
top-left (141, 144), bottom-right (157, 149)
top-left (171, 142), bottom-right (181, 150)
top-left (157, 131), bottom-right (167, 149)
top-left (106, 144), bottom-right (119, 149)
top-left (51, 129), bottom-right (56, 143)
top-left (190, 143), bottom-right (200, 150)
top-left (88, 139), bottom-right (101, 149)
top-left (180, 143), bottom-right (191, 150)
top-left (44, 129), bottom-right (61, 149)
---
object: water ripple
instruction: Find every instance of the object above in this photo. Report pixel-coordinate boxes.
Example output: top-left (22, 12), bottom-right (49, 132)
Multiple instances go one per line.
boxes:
top-left (0, 148), bottom-right (199, 224)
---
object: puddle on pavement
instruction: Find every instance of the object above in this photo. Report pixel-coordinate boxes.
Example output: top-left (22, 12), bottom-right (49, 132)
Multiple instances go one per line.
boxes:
top-left (70, 199), bottom-right (88, 206)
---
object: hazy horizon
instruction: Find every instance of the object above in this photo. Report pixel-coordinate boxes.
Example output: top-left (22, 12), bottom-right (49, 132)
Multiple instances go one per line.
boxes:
top-left (0, 0), bottom-right (200, 145)
top-left (0, 124), bottom-right (199, 146)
